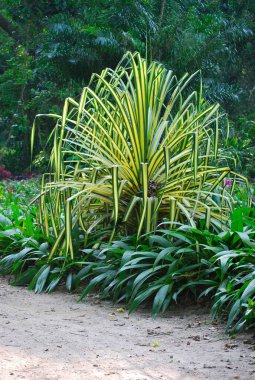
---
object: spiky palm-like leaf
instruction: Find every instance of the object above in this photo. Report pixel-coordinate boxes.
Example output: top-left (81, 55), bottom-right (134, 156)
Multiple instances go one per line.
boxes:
top-left (32, 52), bottom-right (245, 259)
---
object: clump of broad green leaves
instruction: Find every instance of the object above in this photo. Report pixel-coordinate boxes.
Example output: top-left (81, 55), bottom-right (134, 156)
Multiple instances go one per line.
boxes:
top-left (0, 179), bottom-right (41, 236)
top-left (1, 216), bottom-right (255, 333)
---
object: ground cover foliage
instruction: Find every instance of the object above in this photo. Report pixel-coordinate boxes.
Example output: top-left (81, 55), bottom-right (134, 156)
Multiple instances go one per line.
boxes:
top-left (0, 52), bottom-right (255, 334)
top-left (0, 182), bottom-right (254, 333)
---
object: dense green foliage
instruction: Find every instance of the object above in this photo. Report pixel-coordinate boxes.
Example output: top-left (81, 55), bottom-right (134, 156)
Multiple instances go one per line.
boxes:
top-left (0, 0), bottom-right (254, 175)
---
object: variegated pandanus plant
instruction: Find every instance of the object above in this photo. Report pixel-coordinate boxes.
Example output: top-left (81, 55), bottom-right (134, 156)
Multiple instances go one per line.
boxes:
top-left (32, 52), bottom-right (246, 259)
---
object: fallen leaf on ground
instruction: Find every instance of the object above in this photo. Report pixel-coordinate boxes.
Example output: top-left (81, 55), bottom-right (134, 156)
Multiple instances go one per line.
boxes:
top-left (116, 308), bottom-right (125, 313)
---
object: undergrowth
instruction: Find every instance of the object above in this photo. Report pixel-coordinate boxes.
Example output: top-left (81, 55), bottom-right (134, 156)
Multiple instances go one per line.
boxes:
top-left (0, 182), bottom-right (255, 334)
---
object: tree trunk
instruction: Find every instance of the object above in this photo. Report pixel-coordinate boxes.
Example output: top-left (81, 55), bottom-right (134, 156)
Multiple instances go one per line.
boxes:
top-left (159, 0), bottom-right (166, 27)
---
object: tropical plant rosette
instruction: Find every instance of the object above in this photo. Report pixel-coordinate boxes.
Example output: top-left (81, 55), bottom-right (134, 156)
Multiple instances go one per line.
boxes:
top-left (32, 52), bottom-right (247, 259)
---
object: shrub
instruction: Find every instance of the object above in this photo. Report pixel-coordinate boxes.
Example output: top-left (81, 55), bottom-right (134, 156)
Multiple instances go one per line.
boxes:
top-left (32, 51), bottom-right (245, 260)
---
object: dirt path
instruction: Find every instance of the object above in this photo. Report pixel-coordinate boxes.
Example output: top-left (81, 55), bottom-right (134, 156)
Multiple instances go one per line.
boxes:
top-left (0, 278), bottom-right (254, 380)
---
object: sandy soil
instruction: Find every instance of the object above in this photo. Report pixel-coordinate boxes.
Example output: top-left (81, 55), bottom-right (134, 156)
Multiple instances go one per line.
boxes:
top-left (0, 278), bottom-right (255, 380)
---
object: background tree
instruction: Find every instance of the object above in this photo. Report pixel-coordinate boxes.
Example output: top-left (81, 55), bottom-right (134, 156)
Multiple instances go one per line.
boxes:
top-left (0, 0), bottom-right (254, 176)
